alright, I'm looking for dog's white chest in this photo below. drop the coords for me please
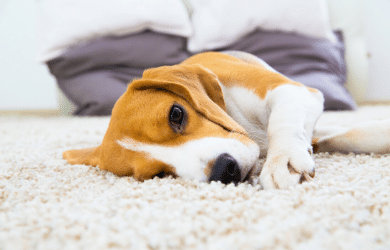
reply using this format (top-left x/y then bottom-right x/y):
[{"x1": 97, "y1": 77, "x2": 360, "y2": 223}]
[{"x1": 221, "y1": 85, "x2": 269, "y2": 156}]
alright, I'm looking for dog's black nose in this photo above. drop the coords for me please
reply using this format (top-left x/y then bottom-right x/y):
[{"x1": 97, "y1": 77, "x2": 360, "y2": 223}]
[{"x1": 208, "y1": 153, "x2": 241, "y2": 184}]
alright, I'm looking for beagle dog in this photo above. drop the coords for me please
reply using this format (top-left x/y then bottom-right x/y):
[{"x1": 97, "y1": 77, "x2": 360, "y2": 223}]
[{"x1": 63, "y1": 51, "x2": 390, "y2": 189}]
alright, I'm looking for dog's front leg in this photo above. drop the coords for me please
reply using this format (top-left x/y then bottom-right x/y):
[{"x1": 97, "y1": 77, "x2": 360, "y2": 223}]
[{"x1": 259, "y1": 85, "x2": 324, "y2": 189}]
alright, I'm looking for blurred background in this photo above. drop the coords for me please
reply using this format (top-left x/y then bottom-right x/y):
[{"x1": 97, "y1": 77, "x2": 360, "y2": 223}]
[{"x1": 0, "y1": 0, "x2": 389, "y2": 116}]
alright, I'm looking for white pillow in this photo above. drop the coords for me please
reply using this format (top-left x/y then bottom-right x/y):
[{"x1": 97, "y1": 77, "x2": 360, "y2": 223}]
[
  {"x1": 188, "y1": 0, "x2": 336, "y2": 52},
  {"x1": 37, "y1": 0, "x2": 192, "y2": 62}
]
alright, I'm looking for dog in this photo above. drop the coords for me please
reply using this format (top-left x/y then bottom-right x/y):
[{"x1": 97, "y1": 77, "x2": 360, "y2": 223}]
[{"x1": 63, "y1": 51, "x2": 390, "y2": 189}]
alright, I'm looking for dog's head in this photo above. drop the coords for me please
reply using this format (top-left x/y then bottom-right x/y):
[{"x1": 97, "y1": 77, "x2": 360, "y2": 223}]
[{"x1": 63, "y1": 64, "x2": 260, "y2": 184}]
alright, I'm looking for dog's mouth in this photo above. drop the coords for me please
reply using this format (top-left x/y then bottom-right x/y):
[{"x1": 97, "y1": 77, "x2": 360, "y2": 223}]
[
  {"x1": 155, "y1": 171, "x2": 178, "y2": 179},
  {"x1": 152, "y1": 154, "x2": 257, "y2": 185}
]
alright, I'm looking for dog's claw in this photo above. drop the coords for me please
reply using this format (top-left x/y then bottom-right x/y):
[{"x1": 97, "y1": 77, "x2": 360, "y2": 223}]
[{"x1": 299, "y1": 172, "x2": 314, "y2": 183}]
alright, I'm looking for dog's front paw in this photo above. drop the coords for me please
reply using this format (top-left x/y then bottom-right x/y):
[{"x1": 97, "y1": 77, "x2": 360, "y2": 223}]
[{"x1": 259, "y1": 148, "x2": 315, "y2": 189}]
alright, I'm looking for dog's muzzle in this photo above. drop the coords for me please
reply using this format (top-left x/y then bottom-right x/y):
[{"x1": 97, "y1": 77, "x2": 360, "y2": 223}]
[{"x1": 208, "y1": 153, "x2": 241, "y2": 184}]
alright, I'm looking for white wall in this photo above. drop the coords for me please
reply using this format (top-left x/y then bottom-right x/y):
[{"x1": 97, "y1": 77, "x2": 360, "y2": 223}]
[
  {"x1": 327, "y1": 0, "x2": 368, "y2": 103},
  {"x1": 0, "y1": 0, "x2": 58, "y2": 111},
  {"x1": 364, "y1": 0, "x2": 390, "y2": 102}
]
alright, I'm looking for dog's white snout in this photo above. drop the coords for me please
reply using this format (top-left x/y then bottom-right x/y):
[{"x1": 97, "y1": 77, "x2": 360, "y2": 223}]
[{"x1": 117, "y1": 136, "x2": 260, "y2": 183}]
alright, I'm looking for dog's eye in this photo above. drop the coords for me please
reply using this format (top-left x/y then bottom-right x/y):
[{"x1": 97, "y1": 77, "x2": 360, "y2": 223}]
[{"x1": 169, "y1": 104, "x2": 186, "y2": 132}]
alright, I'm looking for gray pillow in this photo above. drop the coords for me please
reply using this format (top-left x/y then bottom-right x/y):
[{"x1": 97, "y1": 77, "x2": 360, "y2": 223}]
[{"x1": 47, "y1": 31, "x2": 191, "y2": 115}]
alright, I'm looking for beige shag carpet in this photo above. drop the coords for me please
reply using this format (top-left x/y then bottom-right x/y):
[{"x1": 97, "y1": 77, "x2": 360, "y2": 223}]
[{"x1": 1, "y1": 105, "x2": 390, "y2": 250}]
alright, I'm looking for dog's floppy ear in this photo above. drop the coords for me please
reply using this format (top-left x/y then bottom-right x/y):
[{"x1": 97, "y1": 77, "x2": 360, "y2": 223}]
[
  {"x1": 63, "y1": 136, "x2": 137, "y2": 177},
  {"x1": 63, "y1": 146, "x2": 101, "y2": 167},
  {"x1": 131, "y1": 64, "x2": 246, "y2": 134}
]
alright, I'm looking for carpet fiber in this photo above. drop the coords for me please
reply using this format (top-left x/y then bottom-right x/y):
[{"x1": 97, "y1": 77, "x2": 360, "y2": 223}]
[{"x1": 1, "y1": 105, "x2": 390, "y2": 250}]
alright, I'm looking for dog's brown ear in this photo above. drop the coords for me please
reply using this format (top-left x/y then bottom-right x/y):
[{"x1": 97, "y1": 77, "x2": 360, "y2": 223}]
[
  {"x1": 63, "y1": 146, "x2": 101, "y2": 167},
  {"x1": 63, "y1": 142, "x2": 136, "y2": 176},
  {"x1": 131, "y1": 64, "x2": 246, "y2": 135},
  {"x1": 143, "y1": 64, "x2": 227, "y2": 111}
]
